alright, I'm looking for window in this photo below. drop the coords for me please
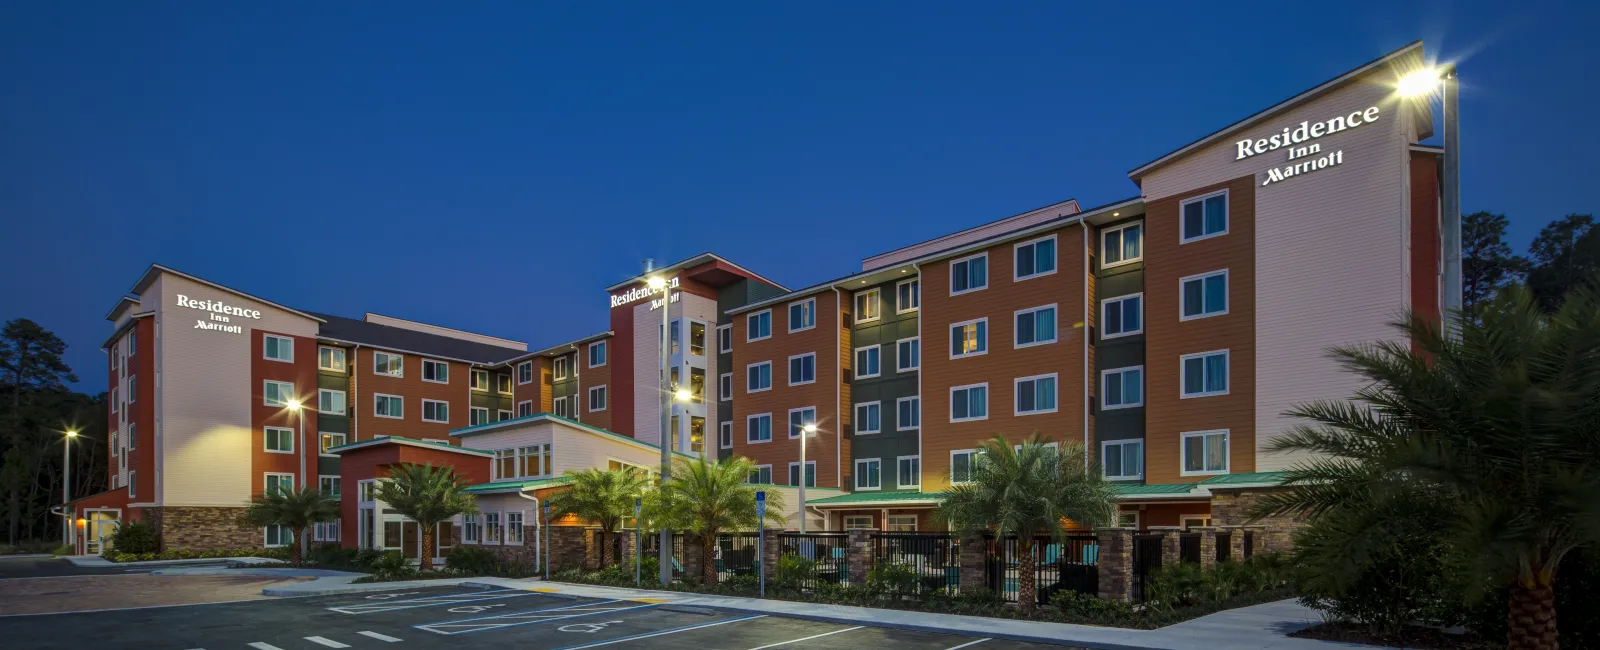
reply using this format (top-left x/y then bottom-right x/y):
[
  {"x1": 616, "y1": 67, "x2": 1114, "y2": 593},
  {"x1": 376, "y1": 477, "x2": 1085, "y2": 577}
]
[
  {"x1": 896, "y1": 396, "x2": 920, "y2": 431},
  {"x1": 950, "y1": 383, "x2": 989, "y2": 422},
  {"x1": 1181, "y1": 350, "x2": 1230, "y2": 398},
  {"x1": 886, "y1": 515, "x2": 917, "y2": 532},
  {"x1": 1103, "y1": 440, "x2": 1144, "y2": 479},
  {"x1": 373, "y1": 352, "x2": 402, "y2": 377},
  {"x1": 517, "y1": 400, "x2": 533, "y2": 417},
  {"x1": 314, "y1": 520, "x2": 340, "y2": 542},
  {"x1": 787, "y1": 407, "x2": 817, "y2": 439},
  {"x1": 951, "y1": 449, "x2": 977, "y2": 484},
  {"x1": 358, "y1": 480, "x2": 375, "y2": 502},
  {"x1": 669, "y1": 320, "x2": 680, "y2": 356},
  {"x1": 1182, "y1": 430, "x2": 1230, "y2": 475},
  {"x1": 263, "y1": 334, "x2": 294, "y2": 362},
  {"x1": 719, "y1": 421, "x2": 733, "y2": 449},
  {"x1": 374, "y1": 393, "x2": 403, "y2": 419},
  {"x1": 484, "y1": 512, "x2": 502, "y2": 544},
  {"x1": 319, "y1": 475, "x2": 342, "y2": 499},
  {"x1": 717, "y1": 324, "x2": 732, "y2": 353},
  {"x1": 897, "y1": 456, "x2": 921, "y2": 489},
  {"x1": 747, "y1": 310, "x2": 772, "y2": 342},
  {"x1": 318, "y1": 346, "x2": 346, "y2": 372},
  {"x1": 463, "y1": 514, "x2": 480, "y2": 544},
  {"x1": 854, "y1": 345, "x2": 881, "y2": 379},
  {"x1": 1180, "y1": 270, "x2": 1229, "y2": 320},
  {"x1": 264, "y1": 473, "x2": 294, "y2": 496},
  {"x1": 1014, "y1": 305, "x2": 1058, "y2": 348},
  {"x1": 320, "y1": 432, "x2": 346, "y2": 454},
  {"x1": 506, "y1": 511, "x2": 524, "y2": 544},
  {"x1": 127, "y1": 423, "x2": 136, "y2": 450},
  {"x1": 788, "y1": 298, "x2": 816, "y2": 332},
  {"x1": 747, "y1": 361, "x2": 772, "y2": 393},
  {"x1": 111, "y1": 388, "x2": 117, "y2": 412},
  {"x1": 421, "y1": 359, "x2": 449, "y2": 383},
  {"x1": 553, "y1": 357, "x2": 569, "y2": 380},
  {"x1": 896, "y1": 278, "x2": 920, "y2": 313},
  {"x1": 588, "y1": 385, "x2": 607, "y2": 412},
  {"x1": 318, "y1": 389, "x2": 346, "y2": 415},
  {"x1": 1014, "y1": 235, "x2": 1057, "y2": 280},
  {"x1": 1015, "y1": 374, "x2": 1058, "y2": 415},
  {"x1": 1102, "y1": 294, "x2": 1143, "y2": 338},
  {"x1": 950, "y1": 318, "x2": 988, "y2": 358},
  {"x1": 950, "y1": 253, "x2": 988, "y2": 295},
  {"x1": 498, "y1": 373, "x2": 512, "y2": 394},
  {"x1": 263, "y1": 380, "x2": 294, "y2": 407},
  {"x1": 265, "y1": 524, "x2": 292, "y2": 548},
  {"x1": 264, "y1": 427, "x2": 293, "y2": 453},
  {"x1": 844, "y1": 516, "x2": 874, "y2": 530},
  {"x1": 422, "y1": 399, "x2": 450, "y2": 423},
  {"x1": 127, "y1": 376, "x2": 137, "y2": 402},
  {"x1": 788, "y1": 461, "x2": 816, "y2": 488},
  {"x1": 855, "y1": 458, "x2": 882, "y2": 490},
  {"x1": 1181, "y1": 190, "x2": 1229, "y2": 242},
  {"x1": 470, "y1": 369, "x2": 489, "y2": 391},
  {"x1": 854, "y1": 288, "x2": 881, "y2": 323},
  {"x1": 1102, "y1": 222, "x2": 1144, "y2": 267},
  {"x1": 1181, "y1": 515, "x2": 1213, "y2": 530},
  {"x1": 689, "y1": 322, "x2": 706, "y2": 356},
  {"x1": 470, "y1": 406, "x2": 489, "y2": 426},
  {"x1": 896, "y1": 338, "x2": 920, "y2": 372},
  {"x1": 1102, "y1": 366, "x2": 1144, "y2": 409},
  {"x1": 747, "y1": 414, "x2": 772, "y2": 443},
  {"x1": 512, "y1": 444, "x2": 551, "y2": 478},
  {"x1": 788, "y1": 353, "x2": 816, "y2": 386},
  {"x1": 719, "y1": 373, "x2": 733, "y2": 401},
  {"x1": 588, "y1": 341, "x2": 607, "y2": 367},
  {"x1": 494, "y1": 449, "x2": 516, "y2": 480},
  {"x1": 552, "y1": 396, "x2": 572, "y2": 418},
  {"x1": 127, "y1": 331, "x2": 136, "y2": 357},
  {"x1": 748, "y1": 465, "x2": 773, "y2": 485},
  {"x1": 517, "y1": 361, "x2": 533, "y2": 384},
  {"x1": 855, "y1": 402, "x2": 881, "y2": 434}
]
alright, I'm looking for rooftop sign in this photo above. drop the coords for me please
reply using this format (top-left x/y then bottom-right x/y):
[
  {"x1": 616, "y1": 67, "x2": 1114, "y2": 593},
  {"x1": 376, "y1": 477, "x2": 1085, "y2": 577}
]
[
  {"x1": 1236, "y1": 106, "x2": 1379, "y2": 186},
  {"x1": 176, "y1": 294, "x2": 259, "y2": 334},
  {"x1": 610, "y1": 276, "x2": 679, "y2": 308}
]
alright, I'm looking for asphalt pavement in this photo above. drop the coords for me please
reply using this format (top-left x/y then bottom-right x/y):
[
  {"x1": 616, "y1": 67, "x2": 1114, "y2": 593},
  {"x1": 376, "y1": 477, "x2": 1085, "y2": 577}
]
[
  {"x1": 0, "y1": 584, "x2": 1084, "y2": 650},
  {"x1": 0, "y1": 554, "x2": 223, "y2": 579}
]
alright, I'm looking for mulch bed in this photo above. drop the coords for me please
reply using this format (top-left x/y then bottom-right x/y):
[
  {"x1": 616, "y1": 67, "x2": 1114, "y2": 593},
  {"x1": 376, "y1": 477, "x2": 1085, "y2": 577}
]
[{"x1": 1291, "y1": 622, "x2": 1501, "y2": 649}]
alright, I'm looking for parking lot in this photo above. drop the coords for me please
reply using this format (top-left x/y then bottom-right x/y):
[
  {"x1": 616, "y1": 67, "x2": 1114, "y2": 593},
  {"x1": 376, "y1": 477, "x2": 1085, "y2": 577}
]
[{"x1": 0, "y1": 584, "x2": 1083, "y2": 650}]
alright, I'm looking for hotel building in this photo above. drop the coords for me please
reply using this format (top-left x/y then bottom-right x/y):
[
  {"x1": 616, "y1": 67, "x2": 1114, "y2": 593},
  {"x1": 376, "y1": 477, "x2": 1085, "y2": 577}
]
[{"x1": 68, "y1": 41, "x2": 1456, "y2": 551}]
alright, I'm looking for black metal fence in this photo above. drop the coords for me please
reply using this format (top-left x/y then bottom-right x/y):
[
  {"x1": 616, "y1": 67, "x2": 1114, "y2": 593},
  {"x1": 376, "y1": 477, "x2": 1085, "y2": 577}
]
[
  {"x1": 716, "y1": 532, "x2": 761, "y2": 582},
  {"x1": 1179, "y1": 533, "x2": 1202, "y2": 565},
  {"x1": 1131, "y1": 533, "x2": 1163, "y2": 601},
  {"x1": 778, "y1": 532, "x2": 849, "y2": 589},
  {"x1": 871, "y1": 532, "x2": 960, "y2": 594},
  {"x1": 1215, "y1": 531, "x2": 1233, "y2": 563},
  {"x1": 639, "y1": 532, "x2": 687, "y2": 577},
  {"x1": 984, "y1": 534, "x2": 1099, "y2": 605}
]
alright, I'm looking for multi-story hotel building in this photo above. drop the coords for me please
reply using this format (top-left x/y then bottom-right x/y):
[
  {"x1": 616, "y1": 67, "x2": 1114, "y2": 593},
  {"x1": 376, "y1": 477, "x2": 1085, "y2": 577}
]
[{"x1": 68, "y1": 41, "x2": 1456, "y2": 551}]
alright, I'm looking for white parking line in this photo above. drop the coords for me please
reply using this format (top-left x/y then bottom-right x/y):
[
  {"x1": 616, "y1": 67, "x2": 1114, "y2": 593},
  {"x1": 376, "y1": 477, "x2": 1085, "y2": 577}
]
[
  {"x1": 552, "y1": 614, "x2": 768, "y2": 650},
  {"x1": 357, "y1": 631, "x2": 403, "y2": 642},
  {"x1": 745, "y1": 625, "x2": 865, "y2": 649},
  {"x1": 944, "y1": 639, "x2": 992, "y2": 649},
  {"x1": 329, "y1": 589, "x2": 536, "y2": 614},
  {"x1": 416, "y1": 600, "x2": 655, "y2": 635},
  {"x1": 246, "y1": 643, "x2": 286, "y2": 650},
  {"x1": 304, "y1": 636, "x2": 351, "y2": 648}
]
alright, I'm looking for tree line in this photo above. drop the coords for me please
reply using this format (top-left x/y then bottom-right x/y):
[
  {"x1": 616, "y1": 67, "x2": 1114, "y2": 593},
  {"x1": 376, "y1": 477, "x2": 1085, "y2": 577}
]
[
  {"x1": 1, "y1": 318, "x2": 107, "y2": 545},
  {"x1": 1464, "y1": 210, "x2": 1599, "y2": 316}
]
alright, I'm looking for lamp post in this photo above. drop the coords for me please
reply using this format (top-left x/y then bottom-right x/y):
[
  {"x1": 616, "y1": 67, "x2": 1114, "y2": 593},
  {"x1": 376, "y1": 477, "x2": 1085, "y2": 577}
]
[
  {"x1": 1398, "y1": 64, "x2": 1462, "y2": 321},
  {"x1": 287, "y1": 399, "x2": 308, "y2": 556},
  {"x1": 799, "y1": 423, "x2": 817, "y2": 533},
  {"x1": 62, "y1": 430, "x2": 78, "y2": 549},
  {"x1": 647, "y1": 272, "x2": 673, "y2": 585}
]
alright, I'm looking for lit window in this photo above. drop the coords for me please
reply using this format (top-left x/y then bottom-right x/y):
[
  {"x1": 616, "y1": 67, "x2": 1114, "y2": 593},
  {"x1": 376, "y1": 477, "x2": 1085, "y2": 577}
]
[
  {"x1": 747, "y1": 361, "x2": 772, "y2": 393},
  {"x1": 1181, "y1": 191, "x2": 1228, "y2": 242},
  {"x1": 787, "y1": 407, "x2": 817, "y2": 439},
  {"x1": 854, "y1": 345, "x2": 881, "y2": 379},
  {"x1": 950, "y1": 253, "x2": 988, "y2": 295},
  {"x1": 1014, "y1": 235, "x2": 1057, "y2": 280},
  {"x1": 950, "y1": 383, "x2": 988, "y2": 422},
  {"x1": 264, "y1": 427, "x2": 293, "y2": 453},
  {"x1": 318, "y1": 389, "x2": 346, "y2": 415},
  {"x1": 264, "y1": 334, "x2": 294, "y2": 362},
  {"x1": 1181, "y1": 270, "x2": 1229, "y2": 320},
  {"x1": 897, "y1": 456, "x2": 920, "y2": 489},
  {"x1": 855, "y1": 402, "x2": 881, "y2": 434},
  {"x1": 588, "y1": 341, "x2": 607, "y2": 367},
  {"x1": 373, "y1": 352, "x2": 402, "y2": 377},
  {"x1": 897, "y1": 396, "x2": 920, "y2": 431},
  {"x1": 1014, "y1": 374, "x2": 1058, "y2": 415},
  {"x1": 854, "y1": 288, "x2": 881, "y2": 323},
  {"x1": 320, "y1": 432, "x2": 346, "y2": 454},
  {"x1": 507, "y1": 512, "x2": 524, "y2": 545},
  {"x1": 896, "y1": 278, "x2": 920, "y2": 313},
  {"x1": 747, "y1": 414, "x2": 772, "y2": 443},
  {"x1": 690, "y1": 322, "x2": 706, "y2": 356},
  {"x1": 263, "y1": 380, "x2": 294, "y2": 407},
  {"x1": 318, "y1": 346, "x2": 346, "y2": 372},
  {"x1": 950, "y1": 318, "x2": 988, "y2": 358},
  {"x1": 896, "y1": 338, "x2": 920, "y2": 371},
  {"x1": 1102, "y1": 222, "x2": 1143, "y2": 267},
  {"x1": 1103, "y1": 440, "x2": 1143, "y2": 479},
  {"x1": 374, "y1": 393, "x2": 403, "y2": 418},
  {"x1": 855, "y1": 458, "x2": 882, "y2": 490},
  {"x1": 1102, "y1": 366, "x2": 1144, "y2": 409},
  {"x1": 1102, "y1": 294, "x2": 1143, "y2": 338},
  {"x1": 788, "y1": 298, "x2": 816, "y2": 332},
  {"x1": 747, "y1": 311, "x2": 772, "y2": 342},
  {"x1": 422, "y1": 399, "x2": 450, "y2": 423},
  {"x1": 422, "y1": 359, "x2": 449, "y2": 384},
  {"x1": 1181, "y1": 350, "x2": 1229, "y2": 398},
  {"x1": 1014, "y1": 305, "x2": 1058, "y2": 348},
  {"x1": 788, "y1": 353, "x2": 816, "y2": 386},
  {"x1": 1182, "y1": 430, "x2": 1229, "y2": 475}
]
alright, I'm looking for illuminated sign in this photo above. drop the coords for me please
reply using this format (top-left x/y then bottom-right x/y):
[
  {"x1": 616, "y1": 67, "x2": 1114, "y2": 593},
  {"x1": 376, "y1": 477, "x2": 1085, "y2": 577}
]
[
  {"x1": 176, "y1": 294, "x2": 258, "y2": 334},
  {"x1": 1235, "y1": 106, "x2": 1379, "y2": 186},
  {"x1": 610, "y1": 277, "x2": 679, "y2": 308}
]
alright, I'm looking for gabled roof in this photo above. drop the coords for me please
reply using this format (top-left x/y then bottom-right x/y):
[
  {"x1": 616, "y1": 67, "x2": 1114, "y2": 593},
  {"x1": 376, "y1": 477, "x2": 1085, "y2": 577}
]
[
  {"x1": 604, "y1": 252, "x2": 789, "y2": 293},
  {"x1": 466, "y1": 476, "x2": 573, "y2": 495},
  {"x1": 104, "y1": 296, "x2": 141, "y2": 322},
  {"x1": 325, "y1": 435, "x2": 495, "y2": 458},
  {"x1": 1128, "y1": 41, "x2": 1425, "y2": 180},
  {"x1": 450, "y1": 412, "x2": 697, "y2": 460},
  {"x1": 807, "y1": 491, "x2": 946, "y2": 507},
  {"x1": 130, "y1": 264, "x2": 326, "y2": 324},
  {"x1": 312, "y1": 311, "x2": 527, "y2": 365}
]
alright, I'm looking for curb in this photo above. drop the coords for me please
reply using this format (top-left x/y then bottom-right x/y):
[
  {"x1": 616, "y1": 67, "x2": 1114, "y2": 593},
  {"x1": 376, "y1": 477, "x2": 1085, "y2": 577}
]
[
  {"x1": 0, "y1": 554, "x2": 56, "y2": 560},
  {"x1": 261, "y1": 576, "x2": 483, "y2": 597},
  {"x1": 65, "y1": 556, "x2": 286, "y2": 568}
]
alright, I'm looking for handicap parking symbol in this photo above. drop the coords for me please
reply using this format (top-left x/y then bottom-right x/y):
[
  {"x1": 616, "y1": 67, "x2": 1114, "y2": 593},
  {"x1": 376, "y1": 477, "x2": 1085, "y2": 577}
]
[
  {"x1": 448, "y1": 603, "x2": 508, "y2": 613},
  {"x1": 558, "y1": 620, "x2": 623, "y2": 633},
  {"x1": 365, "y1": 592, "x2": 419, "y2": 600}
]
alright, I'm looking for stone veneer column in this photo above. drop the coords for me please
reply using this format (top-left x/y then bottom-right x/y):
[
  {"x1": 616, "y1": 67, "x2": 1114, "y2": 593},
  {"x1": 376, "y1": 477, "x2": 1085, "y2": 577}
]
[
  {"x1": 1219, "y1": 525, "x2": 1244, "y2": 562},
  {"x1": 846, "y1": 529, "x2": 874, "y2": 585},
  {"x1": 1194, "y1": 526, "x2": 1218, "y2": 570},
  {"x1": 548, "y1": 526, "x2": 588, "y2": 572},
  {"x1": 1149, "y1": 526, "x2": 1182, "y2": 567},
  {"x1": 958, "y1": 533, "x2": 987, "y2": 594},
  {"x1": 762, "y1": 528, "x2": 782, "y2": 575},
  {"x1": 1095, "y1": 527, "x2": 1133, "y2": 602}
]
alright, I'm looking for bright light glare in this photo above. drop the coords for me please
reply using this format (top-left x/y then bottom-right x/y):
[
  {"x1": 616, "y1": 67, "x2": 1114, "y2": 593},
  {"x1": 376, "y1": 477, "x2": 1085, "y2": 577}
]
[
  {"x1": 673, "y1": 389, "x2": 692, "y2": 401},
  {"x1": 287, "y1": 399, "x2": 302, "y2": 410},
  {"x1": 647, "y1": 276, "x2": 667, "y2": 290},
  {"x1": 65, "y1": 430, "x2": 78, "y2": 438},
  {"x1": 1397, "y1": 69, "x2": 1441, "y2": 98},
  {"x1": 802, "y1": 424, "x2": 818, "y2": 434}
]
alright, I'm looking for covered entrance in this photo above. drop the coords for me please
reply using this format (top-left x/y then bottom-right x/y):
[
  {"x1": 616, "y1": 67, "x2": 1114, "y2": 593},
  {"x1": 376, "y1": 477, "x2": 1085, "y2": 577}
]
[{"x1": 82, "y1": 509, "x2": 120, "y2": 555}]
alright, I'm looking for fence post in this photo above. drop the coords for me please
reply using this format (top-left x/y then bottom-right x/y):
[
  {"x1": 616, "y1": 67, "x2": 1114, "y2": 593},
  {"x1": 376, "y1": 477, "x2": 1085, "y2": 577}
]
[
  {"x1": 1218, "y1": 525, "x2": 1243, "y2": 562},
  {"x1": 1095, "y1": 527, "x2": 1133, "y2": 602},
  {"x1": 846, "y1": 529, "x2": 874, "y2": 585},
  {"x1": 958, "y1": 532, "x2": 986, "y2": 593},
  {"x1": 1194, "y1": 526, "x2": 1218, "y2": 570},
  {"x1": 1149, "y1": 526, "x2": 1182, "y2": 568},
  {"x1": 762, "y1": 528, "x2": 783, "y2": 576}
]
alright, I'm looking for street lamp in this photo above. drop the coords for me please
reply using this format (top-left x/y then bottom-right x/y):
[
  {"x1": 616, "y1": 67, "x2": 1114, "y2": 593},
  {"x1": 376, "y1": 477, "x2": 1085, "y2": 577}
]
[
  {"x1": 799, "y1": 423, "x2": 818, "y2": 533},
  {"x1": 647, "y1": 272, "x2": 673, "y2": 586},
  {"x1": 1397, "y1": 64, "x2": 1462, "y2": 321},
  {"x1": 286, "y1": 399, "x2": 307, "y2": 490},
  {"x1": 62, "y1": 430, "x2": 77, "y2": 549}
]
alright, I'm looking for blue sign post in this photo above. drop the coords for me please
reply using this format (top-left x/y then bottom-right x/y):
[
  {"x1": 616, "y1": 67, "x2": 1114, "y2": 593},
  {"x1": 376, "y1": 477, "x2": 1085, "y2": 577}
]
[
  {"x1": 543, "y1": 501, "x2": 552, "y2": 577},
  {"x1": 755, "y1": 491, "x2": 766, "y2": 598},
  {"x1": 634, "y1": 497, "x2": 643, "y2": 587}
]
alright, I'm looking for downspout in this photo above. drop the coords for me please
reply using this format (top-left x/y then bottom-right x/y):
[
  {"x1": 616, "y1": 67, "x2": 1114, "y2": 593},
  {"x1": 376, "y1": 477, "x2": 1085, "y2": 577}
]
[
  {"x1": 571, "y1": 344, "x2": 580, "y2": 422},
  {"x1": 1082, "y1": 223, "x2": 1091, "y2": 471},
  {"x1": 351, "y1": 343, "x2": 361, "y2": 442},
  {"x1": 911, "y1": 261, "x2": 922, "y2": 494},
  {"x1": 517, "y1": 490, "x2": 541, "y2": 573},
  {"x1": 833, "y1": 287, "x2": 844, "y2": 495}
]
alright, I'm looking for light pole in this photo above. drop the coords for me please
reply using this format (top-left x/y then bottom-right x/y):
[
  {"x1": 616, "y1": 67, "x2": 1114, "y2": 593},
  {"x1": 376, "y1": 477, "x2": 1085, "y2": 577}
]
[
  {"x1": 1398, "y1": 64, "x2": 1462, "y2": 321},
  {"x1": 287, "y1": 399, "x2": 308, "y2": 556},
  {"x1": 798, "y1": 423, "x2": 817, "y2": 533},
  {"x1": 647, "y1": 272, "x2": 673, "y2": 585},
  {"x1": 62, "y1": 429, "x2": 78, "y2": 549}
]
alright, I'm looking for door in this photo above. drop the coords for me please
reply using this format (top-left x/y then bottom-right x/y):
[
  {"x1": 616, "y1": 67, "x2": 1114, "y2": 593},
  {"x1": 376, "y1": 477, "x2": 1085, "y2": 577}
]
[{"x1": 84, "y1": 512, "x2": 119, "y2": 555}]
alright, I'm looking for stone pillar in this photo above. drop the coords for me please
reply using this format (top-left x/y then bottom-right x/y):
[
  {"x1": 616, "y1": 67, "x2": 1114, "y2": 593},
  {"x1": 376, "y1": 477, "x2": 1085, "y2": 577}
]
[
  {"x1": 1194, "y1": 526, "x2": 1218, "y2": 570},
  {"x1": 762, "y1": 527, "x2": 783, "y2": 574},
  {"x1": 1219, "y1": 525, "x2": 1244, "y2": 563},
  {"x1": 1150, "y1": 526, "x2": 1181, "y2": 567},
  {"x1": 958, "y1": 532, "x2": 987, "y2": 593},
  {"x1": 1095, "y1": 527, "x2": 1133, "y2": 602},
  {"x1": 548, "y1": 526, "x2": 588, "y2": 572},
  {"x1": 846, "y1": 528, "x2": 874, "y2": 585}
]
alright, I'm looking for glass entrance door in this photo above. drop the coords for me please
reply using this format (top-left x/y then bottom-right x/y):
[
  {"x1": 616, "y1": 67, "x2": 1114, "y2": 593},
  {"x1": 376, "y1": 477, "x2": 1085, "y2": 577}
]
[{"x1": 84, "y1": 511, "x2": 119, "y2": 555}]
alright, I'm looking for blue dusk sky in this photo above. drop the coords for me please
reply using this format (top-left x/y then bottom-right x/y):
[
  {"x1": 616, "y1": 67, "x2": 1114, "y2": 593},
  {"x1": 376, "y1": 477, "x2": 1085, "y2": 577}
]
[{"x1": 2, "y1": 1, "x2": 1595, "y2": 392}]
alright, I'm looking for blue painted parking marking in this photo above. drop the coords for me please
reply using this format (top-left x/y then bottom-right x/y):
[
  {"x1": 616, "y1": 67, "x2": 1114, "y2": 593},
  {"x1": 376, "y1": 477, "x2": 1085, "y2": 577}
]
[
  {"x1": 549, "y1": 613, "x2": 768, "y2": 650},
  {"x1": 415, "y1": 599, "x2": 658, "y2": 636},
  {"x1": 328, "y1": 588, "x2": 539, "y2": 614}
]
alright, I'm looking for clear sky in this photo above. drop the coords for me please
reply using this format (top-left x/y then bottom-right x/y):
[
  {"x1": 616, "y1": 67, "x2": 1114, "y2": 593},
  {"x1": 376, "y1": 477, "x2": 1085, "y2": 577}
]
[{"x1": 3, "y1": 1, "x2": 1595, "y2": 393}]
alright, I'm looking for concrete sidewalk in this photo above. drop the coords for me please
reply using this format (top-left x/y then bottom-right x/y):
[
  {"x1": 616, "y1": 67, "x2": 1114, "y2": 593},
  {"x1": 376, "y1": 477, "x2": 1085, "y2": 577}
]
[{"x1": 65, "y1": 555, "x2": 286, "y2": 568}]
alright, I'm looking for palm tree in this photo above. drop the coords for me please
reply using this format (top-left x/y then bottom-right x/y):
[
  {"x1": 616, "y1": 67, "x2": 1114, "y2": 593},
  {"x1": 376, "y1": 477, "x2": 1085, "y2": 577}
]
[
  {"x1": 240, "y1": 485, "x2": 340, "y2": 566},
  {"x1": 940, "y1": 435, "x2": 1117, "y2": 611},
  {"x1": 546, "y1": 467, "x2": 651, "y2": 569},
  {"x1": 658, "y1": 455, "x2": 784, "y2": 584},
  {"x1": 1258, "y1": 286, "x2": 1600, "y2": 650},
  {"x1": 371, "y1": 463, "x2": 477, "y2": 572}
]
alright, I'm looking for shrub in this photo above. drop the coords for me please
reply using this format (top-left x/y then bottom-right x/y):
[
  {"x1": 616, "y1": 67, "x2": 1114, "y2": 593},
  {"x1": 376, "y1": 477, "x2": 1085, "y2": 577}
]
[
  {"x1": 1145, "y1": 562, "x2": 1206, "y2": 612},
  {"x1": 773, "y1": 554, "x2": 816, "y2": 589},
  {"x1": 109, "y1": 522, "x2": 160, "y2": 554},
  {"x1": 368, "y1": 550, "x2": 415, "y2": 581},
  {"x1": 1051, "y1": 590, "x2": 1136, "y2": 621},
  {"x1": 865, "y1": 562, "x2": 920, "y2": 596},
  {"x1": 307, "y1": 543, "x2": 358, "y2": 567},
  {"x1": 444, "y1": 546, "x2": 498, "y2": 575},
  {"x1": 52, "y1": 544, "x2": 73, "y2": 556}
]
